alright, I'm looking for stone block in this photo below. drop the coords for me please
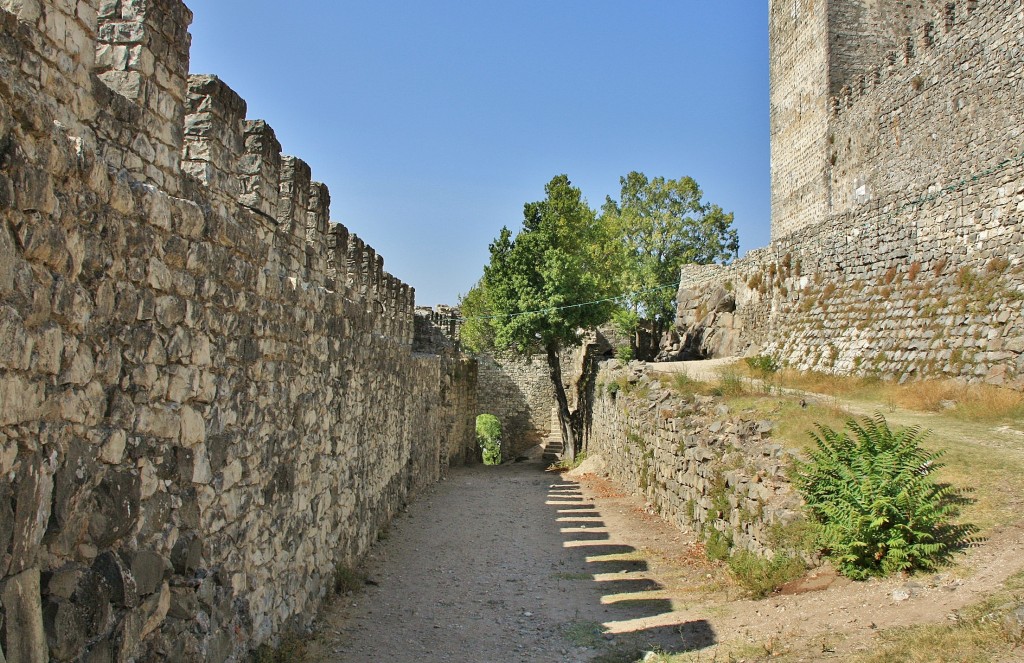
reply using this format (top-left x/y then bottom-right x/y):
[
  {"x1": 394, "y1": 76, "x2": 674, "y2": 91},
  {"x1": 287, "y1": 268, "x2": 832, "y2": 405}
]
[{"x1": 1, "y1": 568, "x2": 48, "y2": 663}]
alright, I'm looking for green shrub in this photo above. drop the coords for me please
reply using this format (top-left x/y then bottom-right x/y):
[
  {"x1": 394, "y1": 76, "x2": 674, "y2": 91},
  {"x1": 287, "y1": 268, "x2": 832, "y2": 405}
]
[
  {"x1": 615, "y1": 344, "x2": 634, "y2": 362},
  {"x1": 476, "y1": 414, "x2": 502, "y2": 465},
  {"x1": 727, "y1": 550, "x2": 806, "y2": 598},
  {"x1": 744, "y1": 354, "x2": 780, "y2": 377},
  {"x1": 705, "y1": 527, "x2": 732, "y2": 561},
  {"x1": 794, "y1": 413, "x2": 975, "y2": 580}
]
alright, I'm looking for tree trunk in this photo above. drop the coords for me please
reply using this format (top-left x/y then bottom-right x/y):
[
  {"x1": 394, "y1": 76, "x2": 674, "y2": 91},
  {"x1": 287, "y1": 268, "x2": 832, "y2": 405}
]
[{"x1": 545, "y1": 343, "x2": 576, "y2": 462}]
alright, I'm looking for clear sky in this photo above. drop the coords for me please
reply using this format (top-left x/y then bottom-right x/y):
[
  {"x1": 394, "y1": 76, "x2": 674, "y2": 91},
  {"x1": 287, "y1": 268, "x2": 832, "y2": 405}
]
[{"x1": 185, "y1": 2, "x2": 770, "y2": 308}]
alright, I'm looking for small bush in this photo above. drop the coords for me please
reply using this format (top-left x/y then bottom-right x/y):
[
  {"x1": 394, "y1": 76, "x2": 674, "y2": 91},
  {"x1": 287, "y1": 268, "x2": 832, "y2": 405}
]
[
  {"x1": 476, "y1": 414, "x2": 502, "y2": 465},
  {"x1": 745, "y1": 354, "x2": 780, "y2": 378},
  {"x1": 614, "y1": 344, "x2": 634, "y2": 362},
  {"x1": 705, "y1": 528, "x2": 732, "y2": 561},
  {"x1": 795, "y1": 414, "x2": 975, "y2": 579},
  {"x1": 333, "y1": 563, "x2": 366, "y2": 595},
  {"x1": 727, "y1": 550, "x2": 806, "y2": 598}
]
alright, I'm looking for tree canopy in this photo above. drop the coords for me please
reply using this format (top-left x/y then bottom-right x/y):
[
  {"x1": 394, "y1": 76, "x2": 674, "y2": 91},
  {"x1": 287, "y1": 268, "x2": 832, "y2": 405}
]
[
  {"x1": 601, "y1": 172, "x2": 738, "y2": 355},
  {"x1": 460, "y1": 171, "x2": 738, "y2": 457}
]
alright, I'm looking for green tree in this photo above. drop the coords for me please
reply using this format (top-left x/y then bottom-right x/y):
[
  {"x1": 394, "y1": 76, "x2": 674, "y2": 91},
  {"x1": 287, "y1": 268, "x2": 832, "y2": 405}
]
[
  {"x1": 601, "y1": 172, "x2": 738, "y2": 358},
  {"x1": 463, "y1": 175, "x2": 611, "y2": 461}
]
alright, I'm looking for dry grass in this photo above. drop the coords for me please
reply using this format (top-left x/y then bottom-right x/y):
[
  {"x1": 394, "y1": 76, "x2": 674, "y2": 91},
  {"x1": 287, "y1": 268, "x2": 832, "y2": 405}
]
[
  {"x1": 762, "y1": 369, "x2": 1024, "y2": 424},
  {"x1": 852, "y1": 569, "x2": 1024, "y2": 663},
  {"x1": 890, "y1": 379, "x2": 1024, "y2": 422}
]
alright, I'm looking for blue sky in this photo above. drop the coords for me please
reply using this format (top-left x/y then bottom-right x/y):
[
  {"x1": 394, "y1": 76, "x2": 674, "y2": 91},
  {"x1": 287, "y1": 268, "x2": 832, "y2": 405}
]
[{"x1": 186, "y1": 2, "x2": 770, "y2": 307}]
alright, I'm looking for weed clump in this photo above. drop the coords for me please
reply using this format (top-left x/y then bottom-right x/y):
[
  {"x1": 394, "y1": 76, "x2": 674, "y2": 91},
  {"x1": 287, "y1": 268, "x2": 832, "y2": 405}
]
[
  {"x1": 727, "y1": 550, "x2": 806, "y2": 598},
  {"x1": 333, "y1": 562, "x2": 367, "y2": 595}
]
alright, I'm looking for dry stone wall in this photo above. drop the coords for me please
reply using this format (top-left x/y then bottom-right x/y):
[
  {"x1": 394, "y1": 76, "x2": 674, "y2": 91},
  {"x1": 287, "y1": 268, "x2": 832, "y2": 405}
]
[
  {"x1": 586, "y1": 362, "x2": 802, "y2": 558},
  {"x1": 0, "y1": 2, "x2": 476, "y2": 662}
]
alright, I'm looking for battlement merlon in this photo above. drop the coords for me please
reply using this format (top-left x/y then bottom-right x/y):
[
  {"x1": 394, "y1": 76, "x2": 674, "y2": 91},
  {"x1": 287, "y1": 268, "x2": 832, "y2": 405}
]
[
  {"x1": 183, "y1": 74, "x2": 247, "y2": 215},
  {"x1": 96, "y1": 0, "x2": 193, "y2": 194},
  {"x1": 826, "y1": 0, "x2": 1001, "y2": 118},
  {"x1": 0, "y1": 0, "x2": 420, "y2": 326}
]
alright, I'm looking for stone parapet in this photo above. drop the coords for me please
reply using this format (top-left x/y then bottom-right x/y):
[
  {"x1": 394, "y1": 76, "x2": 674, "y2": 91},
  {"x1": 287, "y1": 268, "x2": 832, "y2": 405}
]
[{"x1": 0, "y1": 1, "x2": 475, "y2": 661}]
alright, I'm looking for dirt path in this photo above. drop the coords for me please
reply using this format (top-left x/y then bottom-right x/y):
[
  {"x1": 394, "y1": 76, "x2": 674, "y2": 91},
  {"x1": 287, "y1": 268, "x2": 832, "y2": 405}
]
[
  {"x1": 305, "y1": 451, "x2": 1024, "y2": 662},
  {"x1": 304, "y1": 362, "x2": 1024, "y2": 661},
  {"x1": 306, "y1": 457, "x2": 701, "y2": 662}
]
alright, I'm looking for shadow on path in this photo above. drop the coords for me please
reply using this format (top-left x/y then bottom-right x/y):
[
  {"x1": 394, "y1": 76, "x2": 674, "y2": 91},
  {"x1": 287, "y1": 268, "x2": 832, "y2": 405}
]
[{"x1": 546, "y1": 479, "x2": 717, "y2": 659}]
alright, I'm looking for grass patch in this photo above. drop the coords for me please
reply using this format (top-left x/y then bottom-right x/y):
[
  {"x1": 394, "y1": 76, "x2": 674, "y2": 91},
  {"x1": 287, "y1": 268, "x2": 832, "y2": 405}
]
[
  {"x1": 660, "y1": 372, "x2": 715, "y2": 399},
  {"x1": 767, "y1": 369, "x2": 1024, "y2": 425},
  {"x1": 252, "y1": 633, "x2": 307, "y2": 663},
  {"x1": 547, "y1": 451, "x2": 589, "y2": 472},
  {"x1": 853, "y1": 569, "x2": 1024, "y2": 662},
  {"x1": 713, "y1": 367, "x2": 747, "y2": 397},
  {"x1": 561, "y1": 620, "x2": 608, "y2": 648},
  {"x1": 727, "y1": 551, "x2": 806, "y2": 598},
  {"x1": 333, "y1": 562, "x2": 367, "y2": 595}
]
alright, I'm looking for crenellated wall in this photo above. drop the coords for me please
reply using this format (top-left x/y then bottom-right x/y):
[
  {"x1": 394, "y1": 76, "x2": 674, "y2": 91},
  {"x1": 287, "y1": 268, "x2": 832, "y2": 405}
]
[
  {"x1": 0, "y1": 2, "x2": 476, "y2": 661},
  {"x1": 826, "y1": 0, "x2": 1022, "y2": 218},
  {"x1": 770, "y1": 0, "x2": 1022, "y2": 238},
  {"x1": 689, "y1": 0, "x2": 1024, "y2": 386}
]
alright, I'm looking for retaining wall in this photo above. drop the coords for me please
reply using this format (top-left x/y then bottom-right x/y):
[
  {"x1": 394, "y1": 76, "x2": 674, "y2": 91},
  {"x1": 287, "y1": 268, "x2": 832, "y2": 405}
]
[{"x1": 586, "y1": 363, "x2": 803, "y2": 558}]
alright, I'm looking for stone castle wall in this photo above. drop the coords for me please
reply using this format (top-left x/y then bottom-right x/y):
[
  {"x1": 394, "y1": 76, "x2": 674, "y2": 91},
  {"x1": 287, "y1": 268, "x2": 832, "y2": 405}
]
[
  {"x1": 0, "y1": 2, "x2": 476, "y2": 661},
  {"x1": 586, "y1": 363, "x2": 802, "y2": 558},
  {"x1": 827, "y1": 0, "x2": 1022, "y2": 218},
  {"x1": 769, "y1": 0, "x2": 1021, "y2": 238},
  {"x1": 676, "y1": 153, "x2": 1024, "y2": 385},
  {"x1": 684, "y1": 0, "x2": 1024, "y2": 386}
]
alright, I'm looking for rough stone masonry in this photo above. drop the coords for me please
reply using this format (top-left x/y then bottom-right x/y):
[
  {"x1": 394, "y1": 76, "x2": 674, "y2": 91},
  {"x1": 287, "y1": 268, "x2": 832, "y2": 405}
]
[
  {"x1": 0, "y1": 1, "x2": 476, "y2": 661},
  {"x1": 672, "y1": 0, "x2": 1024, "y2": 387}
]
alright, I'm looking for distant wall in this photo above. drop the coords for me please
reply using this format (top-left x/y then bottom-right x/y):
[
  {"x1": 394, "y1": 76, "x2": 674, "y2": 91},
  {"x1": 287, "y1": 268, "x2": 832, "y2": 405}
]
[
  {"x1": 475, "y1": 354, "x2": 554, "y2": 457},
  {"x1": 0, "y1": 2, "x2": 475, "y2": 661}
]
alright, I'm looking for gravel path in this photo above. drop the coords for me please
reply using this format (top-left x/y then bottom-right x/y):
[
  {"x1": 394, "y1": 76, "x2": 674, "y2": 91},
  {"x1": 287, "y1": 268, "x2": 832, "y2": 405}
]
[{"x1": 306, "y1": 458, "x2": 690, "y2": 662}]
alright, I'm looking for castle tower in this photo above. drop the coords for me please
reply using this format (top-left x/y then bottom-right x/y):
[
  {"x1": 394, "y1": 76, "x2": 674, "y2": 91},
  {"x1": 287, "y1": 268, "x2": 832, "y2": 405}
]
[{"x1": 769, "y1": 0, "x2": 945, "y2": 240}]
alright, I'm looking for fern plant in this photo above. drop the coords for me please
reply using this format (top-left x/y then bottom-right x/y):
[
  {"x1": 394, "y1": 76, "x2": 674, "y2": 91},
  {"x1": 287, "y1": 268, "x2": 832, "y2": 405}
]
[{"x1": 794, "y1": 413, "x2": 974, "y2": 579}]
